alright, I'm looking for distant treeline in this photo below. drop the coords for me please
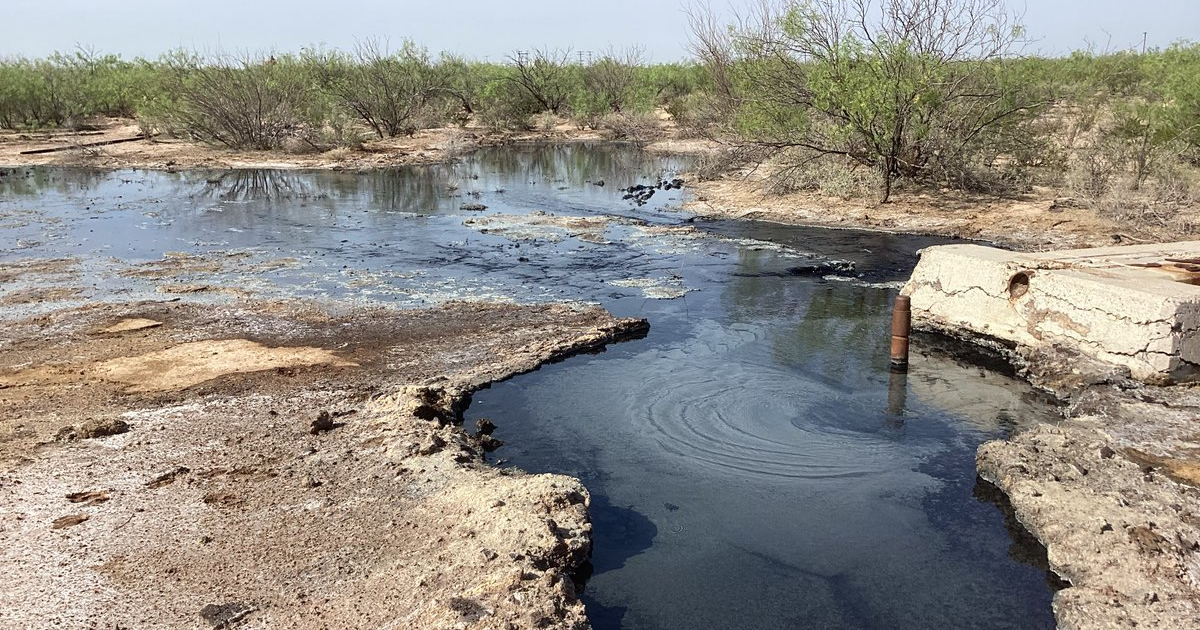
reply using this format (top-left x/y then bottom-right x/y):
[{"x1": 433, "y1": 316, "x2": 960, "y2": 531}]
[{"x1": 0, "y1": 43, "x2": 705, "y2": 148}]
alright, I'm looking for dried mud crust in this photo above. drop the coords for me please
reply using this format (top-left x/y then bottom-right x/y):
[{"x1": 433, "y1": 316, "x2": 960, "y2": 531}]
[
  {"x1": 972, "y1": 346, "x2": 1200, "y2": 629},
  {"x1": 0, "y1": 299, "x2": 649, "y2": 630}
]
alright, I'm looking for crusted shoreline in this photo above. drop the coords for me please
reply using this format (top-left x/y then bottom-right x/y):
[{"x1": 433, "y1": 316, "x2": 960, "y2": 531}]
[
  {"x1": 912, "y1": 316, "x2": 1200, "y2": 628},
  {"x1": 0, "y1": 298, "x2": 647, "y2": 629}
]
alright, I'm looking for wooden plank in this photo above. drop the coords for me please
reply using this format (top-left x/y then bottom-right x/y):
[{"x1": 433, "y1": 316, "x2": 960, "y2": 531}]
[{"x1": 19, "y1": 135, "x2": 148, "y2": 155}]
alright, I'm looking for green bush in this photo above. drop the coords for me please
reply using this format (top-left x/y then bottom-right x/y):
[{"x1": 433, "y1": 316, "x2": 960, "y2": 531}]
[
  {"x1": 476, "y1": 68, "x2": 543, "y2": 130},
  {"x1": 309, "y1": 40, "x2": 451, "y2": 139},
  {"x1": 506, "y1": 48, "x2": 579, "y2": 116},
  {"x1": 0, "y1": 43, "x2": 717, "y2": 139},
  {"x1": 697, "y1": 0, "x2": 1044, "y2": 202},
  {"x1": 0, "y1": 49, "x2": 150, "y2": 129},
  {"x1": 145, "y1": 51, "x2": 316, "y2": 150}
]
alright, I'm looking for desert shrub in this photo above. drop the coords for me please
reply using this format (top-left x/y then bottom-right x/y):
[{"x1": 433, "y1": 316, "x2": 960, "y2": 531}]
[
  {"x1": 691, "y1": 143, "x2": 771, "y2": 181},
  {"x1": 531, "y1": 111, "x2": 559, "y2": 131},
  {"x1": 1065, "y1": 114, "x2": 1200, "y2": 231},
  {"x1": 0, "y1": 49, "x2": 150, "y2": 129},
  {"x1": 641, "y1": 62, "x2": 709, "y2": 109},
  {"x1": 507, "y1": 48, "x2": 579, "y2": 116},
  {"x1": 1049, "y1": 43, "x2": 1200, "y2": 229},
  {"x1": 299, "y1": 102, "x2": 367, "y2": 151},
  {"x1": 0, "y1": 58, "x2": 51, "y2": 128},
  {"x1": 574, "y1": 48, "x2": 645, "y2": 119},
  {"x1": 436, "y1": 55, "x2": 489, "y2": 124},
  {"x1": 573, "y1": 55, "x2": 708, "y2": 130},
  {"x1": 764, "y1": 151, "x2": 883, "y2": 199},
  {"x1": 662, "y1": 90, "x2": 729, "y2": 139},
  {"x1": 818, "y1": 162, "x2": 884, "y2": 199},
  {"x1": 1067, "y1": 138, "x2": 1120, "y2": 200},
  {"x1": 692, "y1": 0, "x2": 1047, "y2": 202},
  {"x1": 595, "y1": 111, "x2": 663, "y2": 144},
  {"x1": 309, "y1": 40, "x2": 451, "y2": 139},
  {"x1": 476, "y1": 73, "x2": 541, "y2": 130},
  {"x1": 1156, "y1": 44, "x2": 1200, "y2": 159},
  {"x1": 146, "y1": 50, "x2": 315, "y2": 150},
  {"x1": 475, "y1": 53, "x2": 584, "y2": 131},
  {"x1": 0, "y1": 43, "x2": 715, "y2": 141}
]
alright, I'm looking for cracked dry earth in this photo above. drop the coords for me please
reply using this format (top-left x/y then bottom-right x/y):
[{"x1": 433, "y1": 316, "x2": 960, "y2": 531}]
[
  {"x1": 0, "y1": 298, "x2": 648, "y2": 629},
  {"x1": 975, "y1": 349, "x2": 1200, "y2": 629}
]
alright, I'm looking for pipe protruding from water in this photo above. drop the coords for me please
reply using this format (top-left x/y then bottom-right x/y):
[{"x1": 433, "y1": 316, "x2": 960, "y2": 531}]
[
  {"x1": 890, "y1": 294, "x2": 911, "y2": 372},
  {"x1": 887, "y1": 369, "x2": 908, "y2": 418}
]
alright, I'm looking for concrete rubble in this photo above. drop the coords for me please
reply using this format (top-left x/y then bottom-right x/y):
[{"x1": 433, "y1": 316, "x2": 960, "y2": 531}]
[{"x1": 905, "y1": 242, "x2": 1200, "y2": 629}]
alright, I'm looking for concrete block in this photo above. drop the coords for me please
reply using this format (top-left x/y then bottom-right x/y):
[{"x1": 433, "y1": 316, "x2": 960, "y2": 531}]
[{"x1": 902, "y1": 242, "x2": 1200, "y2": 382}]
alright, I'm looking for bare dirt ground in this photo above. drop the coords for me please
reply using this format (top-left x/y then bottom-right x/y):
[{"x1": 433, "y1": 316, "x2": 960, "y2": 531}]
[
  {"x1": 0, "y1": 297, "x2": 648, "y2": 629},
  {"x1": 686, "y1": 168, "x2": 1199, "y2": 252},
  {"x1": 0, "y1": 113, "x2": 703, "y2": 173},
  {"x1": 0, "y1": 118, "x2": 614, "y2": 171}
]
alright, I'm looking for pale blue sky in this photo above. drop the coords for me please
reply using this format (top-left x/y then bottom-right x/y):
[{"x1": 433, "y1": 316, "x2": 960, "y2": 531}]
[{"x1": 1, "y1": 1, "x2": 1196, "y2": 61}]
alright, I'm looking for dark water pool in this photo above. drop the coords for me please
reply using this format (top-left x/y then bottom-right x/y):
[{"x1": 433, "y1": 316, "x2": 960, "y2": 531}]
[
  {"x1": 0, "y1": 143, "x2": 1061, "y2": 629},
  {"x1": 467, "y1": 255, "x2": 1062, "y2": 630}
]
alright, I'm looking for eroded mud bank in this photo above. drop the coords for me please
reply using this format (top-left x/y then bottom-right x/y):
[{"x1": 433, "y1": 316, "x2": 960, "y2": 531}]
[
  {"x1": 0, "y1": 298, "x2": 646, "y2": 629},
  {"x1": 956, "y1": 342, "x2": 1200, "y2": 629}
]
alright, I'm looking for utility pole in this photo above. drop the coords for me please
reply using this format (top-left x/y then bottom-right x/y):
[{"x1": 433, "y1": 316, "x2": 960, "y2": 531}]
[{"x1": 1142, "y1": 32, "x2": 1148, "y2": 55}]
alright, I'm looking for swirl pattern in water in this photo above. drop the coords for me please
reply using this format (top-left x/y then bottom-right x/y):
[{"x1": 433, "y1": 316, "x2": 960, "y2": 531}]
[{"x1": 633, "y1": 329, "x2": 895, "y2": 481}]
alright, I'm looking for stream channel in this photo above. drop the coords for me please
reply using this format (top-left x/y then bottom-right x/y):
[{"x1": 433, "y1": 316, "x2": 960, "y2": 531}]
[{"x1": 0, "y1": 143, "x2": 1062, "y2": 629}]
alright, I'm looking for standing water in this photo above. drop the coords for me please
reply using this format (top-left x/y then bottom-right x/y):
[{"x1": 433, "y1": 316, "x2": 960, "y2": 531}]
[{"x1": 0, "y1": 143, "x2": 1061, "y2": 629}]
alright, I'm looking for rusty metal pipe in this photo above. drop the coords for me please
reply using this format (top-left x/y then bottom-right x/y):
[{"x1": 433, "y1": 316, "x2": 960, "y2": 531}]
[{"x1": 890, "y1": 295, "x2": 911, "y2": 371}]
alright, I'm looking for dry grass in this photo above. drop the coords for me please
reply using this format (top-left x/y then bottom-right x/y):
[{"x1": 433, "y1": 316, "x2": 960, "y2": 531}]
[
  {"x1": 1057, "y1": 106, "x2": 1200, "y2": 237},
  {"x1": 594, "y1": 111, "x2": 664, "y2": 145}
]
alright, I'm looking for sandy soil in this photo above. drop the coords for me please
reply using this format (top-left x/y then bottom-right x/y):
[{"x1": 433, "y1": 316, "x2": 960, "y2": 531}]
[
  {"x1": 0, "y1": 118, "x2": 624, "y2": 172},
  {"x1": 686, "y1": 167, "x2": 1200, "y2": 252},
  {"x1": 0, "y1": 297, "x2": 648, "y2": 629}
]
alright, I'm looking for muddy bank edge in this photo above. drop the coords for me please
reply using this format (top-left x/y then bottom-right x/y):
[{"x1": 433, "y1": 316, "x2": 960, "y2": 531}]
[
  {"x1": 973, "y1": 350, "x2": 1200, "y2": 628},
  {"x1": 0, "y1": 299, "x2": 648, "y2": 629}
]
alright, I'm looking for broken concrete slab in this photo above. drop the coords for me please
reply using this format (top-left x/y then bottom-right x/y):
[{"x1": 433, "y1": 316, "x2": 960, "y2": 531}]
[
  {"x1": 903, "y1": 241, "x2": 1200, "y2": 383},
  {"x1": 908, "y1": 242, "x2": 1200, "y2": 627}
]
